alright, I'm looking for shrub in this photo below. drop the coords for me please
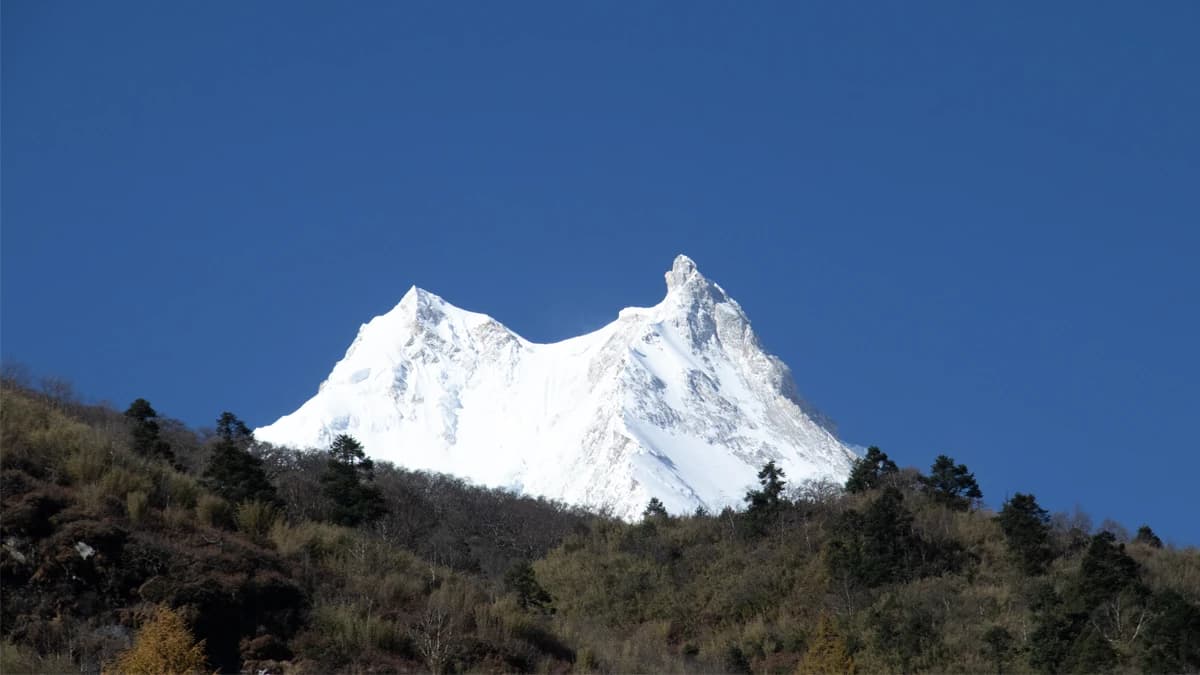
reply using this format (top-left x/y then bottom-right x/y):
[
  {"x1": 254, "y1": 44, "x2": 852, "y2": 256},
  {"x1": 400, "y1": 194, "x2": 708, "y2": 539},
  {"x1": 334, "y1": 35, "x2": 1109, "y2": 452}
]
[
  {"x1": 126, "y1": 490, "x2": 150, "y2": 523},
  {"x1": 162, "y1": 471, "x2": 201, "y2": 509},
  {"x1": 109, "y1": 605, "x2": 208, "y2": 674},
  {"x1": 65, "y1": 446, "x2": 111, "y2": 485},
  {"x1": 98, "y1": 466, "x2": 154, "y2": 504},
  {"x1": 269, "y1": 519, "x2": 354, "y2": 562},
  {"x1": 236, "y1": 500, "x2": 280, "y2": 539},
  {"x1": 196, "y1": 494, "x2": 235, "y2": 529}
]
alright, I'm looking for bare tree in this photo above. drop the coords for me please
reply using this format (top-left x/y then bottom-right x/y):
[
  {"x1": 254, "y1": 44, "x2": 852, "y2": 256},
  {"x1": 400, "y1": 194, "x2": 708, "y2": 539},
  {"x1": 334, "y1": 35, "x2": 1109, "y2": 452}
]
[{"x1": 412, "y1": 601, "x2": 455, "y2": 675}]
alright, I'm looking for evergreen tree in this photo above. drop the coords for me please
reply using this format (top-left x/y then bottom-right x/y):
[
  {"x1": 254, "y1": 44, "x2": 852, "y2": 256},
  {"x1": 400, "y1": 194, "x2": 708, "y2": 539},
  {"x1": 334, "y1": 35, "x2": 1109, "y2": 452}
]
[
  {"x1": 1133, "y1": 524, "x2": 1163, "y2": 548},
  {"x1": 798, "y1": 614, "x2": 855, "y2": 674},
  {"x1": 745, "y1": 460, "x2": 786, "y2": 512},
  {"x1": 1075, "y1": 530, "x2": 1142, "y2": 610},
  {"x1": 996, "y1": 493, "x2": 1053, "y2": 575},
  {"x1": 124, "y1": 398, "x2": 173, "y2": 461},
  {"x1": 744, "y1": 460, "x2": 787, "y2": 532},
  {"x1": 1140, "y1": 590, "x2": 1200, "y2": 673},
  {"x1": 320, "y1": 434, "x2": 387, "y2": 527},
  {"x1": 920, "y1": 454, "x2": 981, "y2": 510},
  {"x1": 215, "y1": 411, "x2": 252, "y2": 445},
  {"x1": 826, "y1": 487, "x2": 921, "y2": 589},
  {"x1": 981, "y1": 626, "x2": 1012, "y2": 675},
  {"x1": 860, "y1": 487, "x2": 919, "y2": 586},
  {"x1": 643, "y1": 497, "x2": 668, "y2": 521},
  {"x1": 722, "y1": 645, "x2": 752, "y2": 675},
  {"x1": 202, "y1": 412, "x2": 277, "y2": 505},
  {"x1": 504, "y1": 560, "x2": 553, "y2": 613},
  {"x1": 845, "y1": 446, "x2": 898, "y2": 493}
]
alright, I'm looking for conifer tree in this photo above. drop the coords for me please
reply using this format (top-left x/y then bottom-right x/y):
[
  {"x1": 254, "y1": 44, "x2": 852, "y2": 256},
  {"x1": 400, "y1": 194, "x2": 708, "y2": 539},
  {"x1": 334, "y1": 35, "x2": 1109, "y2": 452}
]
[
  {"x1": 320, "y1": 434, "x2": 387, "y2": 527},
  {"x1": 981, "y1": 626, "x2": 1012, "y2": 675},
  {"x1": 997, "y1": 493, "x2": 1053, "y2": 575},
  {"x1": 1140, "y1": 590, "x2": 1200, "y2": 672},
  {"x1": 860, "y1": 487, "x2": 919, "y2": 585},
  {"x1": 110, "y1": 605, "x2": 207, "y2": 675},
  {"x1": 643, "y1": 497, "x2": 668, "y2": 520},
  {"x1": 745, "y1": 460, "x2": 786, "y2": 512},
  {"x1": 1075, "y1": 530, "x2": 1142, "y2": 609},
  {"x1": 920, "y1": 454, "x2": 982, "y2": 510},
  {"x1": 845, "y1": 446, "x2": 898, "y2": 493},
  {"x1": 1134, "y1": 524, "x2": 1163, "y2": 548},
  {"x1": 202, "y1": 411, "x2": 277, "y2": 505},
  {"x1": 124, "y1": 398, "x2": 174, "y2": 461},
  {"x1": 744, "y1": 460, "x2": 787, "y2": 532},
  {"x1": 798, "y1": 614, "x2": 855, "y2": 674},
  {"x1": 504, "y1": 560, "x2": 553, "y2": 612}
]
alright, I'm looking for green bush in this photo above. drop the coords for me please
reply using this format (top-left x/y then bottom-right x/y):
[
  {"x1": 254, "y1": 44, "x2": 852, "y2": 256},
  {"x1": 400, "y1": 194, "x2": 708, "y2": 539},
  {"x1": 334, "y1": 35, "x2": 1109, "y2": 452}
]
[
  {"x1": 196, "y1": 494, "x2": 235, "y2": 529},
  {"x1": 98, "y1": 466, "x2": 154, "y2": 503},
  {"x1": 270, "y1": 519, "x2": 354, "y2": 563},
  {"x1": 65, "y1": 446, "x2": 111, "y2": 484},
  {"x1": 236, "y1": 500, "x2": 280, "y2": 539},
  {"x1": 126, "y1": 490, "x2": 150, "y2": 523}
]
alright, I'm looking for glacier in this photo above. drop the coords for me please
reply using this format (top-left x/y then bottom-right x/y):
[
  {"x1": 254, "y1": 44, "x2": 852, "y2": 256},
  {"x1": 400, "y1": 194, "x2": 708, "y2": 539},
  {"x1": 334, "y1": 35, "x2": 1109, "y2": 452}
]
[{"x1": 255, "y1": 255, "x2": 859, "y2": 520}]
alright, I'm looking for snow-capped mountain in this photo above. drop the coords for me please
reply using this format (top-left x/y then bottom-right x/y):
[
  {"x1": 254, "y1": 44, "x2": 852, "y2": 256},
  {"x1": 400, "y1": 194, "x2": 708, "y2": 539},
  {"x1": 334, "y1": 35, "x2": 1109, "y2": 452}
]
[{"x1": 255, "y1": 255, "x2": 858, "y2": 520}]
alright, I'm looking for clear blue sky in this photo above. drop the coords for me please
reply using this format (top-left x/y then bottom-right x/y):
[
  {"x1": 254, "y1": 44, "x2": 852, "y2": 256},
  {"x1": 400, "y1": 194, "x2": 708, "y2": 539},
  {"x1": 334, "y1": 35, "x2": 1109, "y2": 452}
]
[{"x1": 4, "y1": 2, "x2": 1197, "y2": 543}]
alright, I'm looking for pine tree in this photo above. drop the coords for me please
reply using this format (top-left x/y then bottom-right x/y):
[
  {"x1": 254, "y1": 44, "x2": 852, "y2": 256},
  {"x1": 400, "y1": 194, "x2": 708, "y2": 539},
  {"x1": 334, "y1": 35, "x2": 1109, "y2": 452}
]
[
  {"x1": 320, "y1": 434, "x2": 387, "y2": 527},
  {"x1": 124, "y1": 398, "x2": 173, "y2": 461},
  {"x1": 643, "y1": 497, "x2": 668, "y2": 520},
  {"x1": 920, "y1": 454, "x2": 982, "y2": 510},
  {"x1": 860, "y1": 487, "x2": 919, "y2": 586},
  {"x1": 1075, "y1": 530, "x2": 1142, "y2": 609},
  {"x1": 504, "y1": 560, "x2": 553, "y2": 612},
  {"x1": 202, "y1": 412, "x2": 277, "y2": 505},
  {"x1": 109, "y1": 605, "x2": 207, "y2": 674},
  {"x1": 745, "y1": 460, "x2": 786, "y2": 512},
  {"x1": 996, "y1": 493, "x2": 1053, "y2": 575},
  {"x1": 744, "y1": 460, "x2": 787, "y2": 532},
  {"x1": 1140, "y1": 590, "x2": 1200, "y2": 673},
  {"x1": 798, "y1": 614, "x2": 855, "y2": 674},
  {"x1": 981, "y1": 626, "x2": 1013, "y2": 675},
  {"x1": 1134, "y1": 524, "x2": 1163, "y2": 548},
  {"x1": 845, "y1": 446, "x2": 898, "y2": 493}
]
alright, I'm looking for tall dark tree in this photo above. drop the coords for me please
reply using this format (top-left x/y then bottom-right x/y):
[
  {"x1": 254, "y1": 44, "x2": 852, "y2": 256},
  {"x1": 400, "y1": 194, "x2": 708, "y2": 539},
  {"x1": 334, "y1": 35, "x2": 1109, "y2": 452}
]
[
  {"x1": 216, "y1": 411, "x2": 253, "y2": 446},
  {"x1": 1133, "y1": 525, "x2": 1163, "y2": 549},
  {"x1": 997, "y1": 493, "x2": 1054, "y2": 575},
  {"x1": 503, "y1": 560, "x2": 553, "y2": 613},
  {"x1": 826, "y1": 487, "x2": 922, "y2": 589},
  {"x1": 860, "y1": 487, "x2": 921, "y2": 586},
  {"x1": 1075, "y1": 531, "x2": 1142, "y2": 610},
  {"x1": 981, "y1": 626, "x2": 1013, "y2": 675},
  {"x1": 642, "y1": 497, "x2": 668, "y2": 521},
  {"x1": 202, "y1": 412, "x2": 277, "y2": 505},
  {"x1": 920, "y1": 454, "x2": 982, "y2": 510},
  {"x1": 744, "y1": 460, "x2": 787, "y2": 532},
  {"x1": 845, "y1": 446, "x2": 898, "y2": 493},
  {"x1": 1140, "y1": 590, "x2": 1200, "y2": 673},
  {"x1": 320, "y1": 434, "x2": 387, "y2": 527},
  {"x1": 745, "y1": 460, "x2": 786, "y2": 512},
  {"x1": 124, "y1": 398, "x2": 174, "y2": 461}
]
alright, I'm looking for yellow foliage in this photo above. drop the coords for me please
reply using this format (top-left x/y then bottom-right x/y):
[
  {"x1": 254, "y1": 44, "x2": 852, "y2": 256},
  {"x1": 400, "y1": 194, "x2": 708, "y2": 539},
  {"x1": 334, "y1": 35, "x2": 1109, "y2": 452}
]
[
  {"x1": 797, "y1": 614, "x2": 854, "y2": 675},
  {"x1": 108, "y1": 606, "x2": 207, "y2": 675}
]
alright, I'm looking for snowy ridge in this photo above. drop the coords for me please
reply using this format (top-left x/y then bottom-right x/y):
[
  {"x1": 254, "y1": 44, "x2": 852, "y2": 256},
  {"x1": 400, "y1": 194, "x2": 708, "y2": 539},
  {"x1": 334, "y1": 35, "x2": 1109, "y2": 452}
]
[{"x1": 255, "y1": 255, "x2": 859, "y2": 520}]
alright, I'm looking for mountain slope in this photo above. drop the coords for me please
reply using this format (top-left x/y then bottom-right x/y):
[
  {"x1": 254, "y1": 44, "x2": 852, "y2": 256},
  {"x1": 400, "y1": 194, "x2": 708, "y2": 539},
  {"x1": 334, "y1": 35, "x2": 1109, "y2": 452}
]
[{"x1": 255, "y1": 255, "x2": 858, "y2": 519}]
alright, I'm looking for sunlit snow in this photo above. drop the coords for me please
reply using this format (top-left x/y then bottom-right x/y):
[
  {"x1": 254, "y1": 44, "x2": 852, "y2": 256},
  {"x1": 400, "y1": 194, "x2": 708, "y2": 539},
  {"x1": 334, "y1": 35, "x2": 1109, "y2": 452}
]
[{"x1": 255, "y1": 255, "x2": 859, "y2": 520}]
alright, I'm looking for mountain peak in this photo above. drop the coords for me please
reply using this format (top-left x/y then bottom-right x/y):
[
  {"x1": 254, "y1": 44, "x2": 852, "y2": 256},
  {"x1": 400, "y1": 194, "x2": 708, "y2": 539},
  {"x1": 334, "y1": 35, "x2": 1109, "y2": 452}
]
[
  {"x1": 665, "y1": 254, "x2": 701, "y2": 292},
  {"x1": 257, "y1": 256, "x2": 858, "y2": 520},
  {"x1": 395, "y1": 285, "x2": 450, "y2": 324}
]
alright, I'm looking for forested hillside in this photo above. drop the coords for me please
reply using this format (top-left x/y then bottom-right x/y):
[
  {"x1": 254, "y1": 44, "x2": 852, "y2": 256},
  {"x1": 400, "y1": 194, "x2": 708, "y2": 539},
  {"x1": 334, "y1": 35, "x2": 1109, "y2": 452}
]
[{"x1": 2, "y1": 374, "x2": 1197, "y2": 674}]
